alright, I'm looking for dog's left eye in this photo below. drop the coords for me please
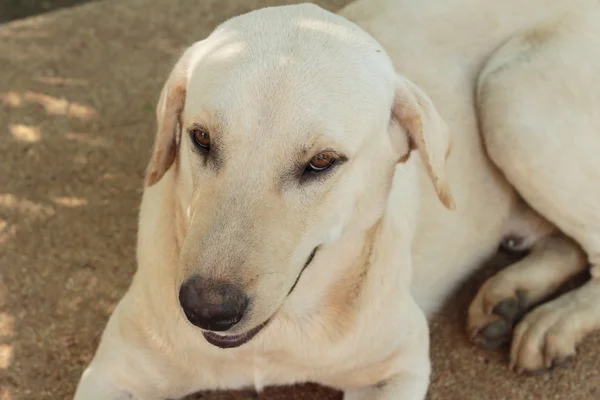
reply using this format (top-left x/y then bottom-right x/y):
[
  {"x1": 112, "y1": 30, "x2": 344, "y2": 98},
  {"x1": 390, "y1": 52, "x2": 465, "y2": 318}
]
[
  {"x1": 189, "y1": 126, "x2": 210, "y2": 151},
  {"x1": 306, "y1": 151, "x2": 336, "y2": 172}
]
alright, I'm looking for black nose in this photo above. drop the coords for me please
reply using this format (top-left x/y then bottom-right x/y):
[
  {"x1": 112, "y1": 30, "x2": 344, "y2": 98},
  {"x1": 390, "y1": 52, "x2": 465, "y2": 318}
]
[{"x1": 178, "y1": 276, "x2": 249, "y2": 332}]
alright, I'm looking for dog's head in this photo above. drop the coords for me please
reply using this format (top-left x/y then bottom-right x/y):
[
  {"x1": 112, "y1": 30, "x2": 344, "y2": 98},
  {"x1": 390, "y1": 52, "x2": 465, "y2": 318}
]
[{"x1": 144, "y1": 4, "x2": 454, "y2": 348}]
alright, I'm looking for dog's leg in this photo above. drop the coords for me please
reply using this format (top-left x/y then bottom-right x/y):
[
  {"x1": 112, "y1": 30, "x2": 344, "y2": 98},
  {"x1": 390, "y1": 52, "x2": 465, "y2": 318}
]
[
  {"x1": 343, "y1": 300, "x2": 431, "y2": 400},
  {"x1": 476, "y1": 12, "x2": 600, "y2": 373},
  {"x1": 74, "y1": 363, "x2": 137, "y2": 400},
  {"x1": 468, "y1": 234, "x2": 587, "y2": 349},
  {"x1": 74, "y1": 294, "x2": 183, "y2": 400}
]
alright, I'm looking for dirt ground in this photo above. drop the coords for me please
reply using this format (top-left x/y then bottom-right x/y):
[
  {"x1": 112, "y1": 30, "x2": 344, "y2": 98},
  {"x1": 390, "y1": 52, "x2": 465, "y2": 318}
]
[{"x1": 1, "y1": 0, "x2": 599, "y2": 399}]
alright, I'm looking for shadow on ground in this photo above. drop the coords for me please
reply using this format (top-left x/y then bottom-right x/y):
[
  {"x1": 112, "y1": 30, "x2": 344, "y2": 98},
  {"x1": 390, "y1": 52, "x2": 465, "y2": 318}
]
[{"x1": 0, "y1": 0, "x2": 101, "y2": 23}]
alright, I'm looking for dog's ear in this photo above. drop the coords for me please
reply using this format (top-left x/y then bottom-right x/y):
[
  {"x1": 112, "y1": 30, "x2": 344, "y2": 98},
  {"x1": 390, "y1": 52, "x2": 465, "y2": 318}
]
[
  {"x1": 390, "y1": 75, "x2": 455, "y2": 210},
  {"x1": 145, "y1": 52, "x2": 190, "y2": 187}
]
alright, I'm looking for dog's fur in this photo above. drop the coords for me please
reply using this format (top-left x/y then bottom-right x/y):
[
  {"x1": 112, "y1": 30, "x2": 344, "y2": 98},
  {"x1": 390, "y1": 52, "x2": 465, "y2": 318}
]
[{"x1": 74, "y1": 0, "x2": 600, "y2": 398}]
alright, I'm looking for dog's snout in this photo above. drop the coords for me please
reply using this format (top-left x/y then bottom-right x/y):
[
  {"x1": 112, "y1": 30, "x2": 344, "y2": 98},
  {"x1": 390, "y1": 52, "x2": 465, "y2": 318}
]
[{"x1": 178, "y1": 276, "x2": 249, "y2": 332}]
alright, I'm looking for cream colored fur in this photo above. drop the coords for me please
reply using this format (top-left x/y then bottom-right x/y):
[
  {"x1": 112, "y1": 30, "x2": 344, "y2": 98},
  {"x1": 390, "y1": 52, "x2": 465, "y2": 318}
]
[{"x1": 74, "y1": 1, "x2": 600, "y2": 399}]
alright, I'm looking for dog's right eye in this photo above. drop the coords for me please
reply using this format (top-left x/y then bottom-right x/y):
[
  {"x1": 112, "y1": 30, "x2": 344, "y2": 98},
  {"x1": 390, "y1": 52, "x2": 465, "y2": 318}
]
[
  {"x1": 300, "y1": 150, "x2": 346, "y2": 183},
  {"x1": 306, "y1": 151, "x2": 336, "y2": 173},
  {"x1": 189, "y1": 126, "x2": 210, "y2": 151}
]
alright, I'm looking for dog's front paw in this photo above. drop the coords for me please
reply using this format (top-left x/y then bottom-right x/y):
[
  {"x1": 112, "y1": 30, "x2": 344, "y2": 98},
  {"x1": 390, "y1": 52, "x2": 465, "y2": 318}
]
[
  {"x1": 509, "y1": 279, "x2": 600, "y2": 374},
  {"x1": 467, "y1": 274, "x2": 528, "y2": 349},
  {"x1": 468, "y1": 236, "x2": 589, "y2": 352}
]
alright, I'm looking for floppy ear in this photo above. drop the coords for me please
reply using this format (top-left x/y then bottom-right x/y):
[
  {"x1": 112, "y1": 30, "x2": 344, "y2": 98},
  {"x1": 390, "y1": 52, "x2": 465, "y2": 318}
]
[
  {"x1": 145, "y1": 53, "x2": 190, "y2": 187},
  {"x1": 391, "y1": 75, "x2": 455, "y2": 210}
]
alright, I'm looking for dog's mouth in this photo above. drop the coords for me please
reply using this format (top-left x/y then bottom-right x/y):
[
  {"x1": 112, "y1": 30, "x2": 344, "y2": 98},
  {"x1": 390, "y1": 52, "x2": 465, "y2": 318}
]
[
  {"x1": 202, "y1": 246, "x2": 319, "y2": 349},
  {"x1": 202, "y1": 318, "x2": 271, "y2": 349},
  {"x1": 287, "y1": 246, "x2": 319, "y2": 295}
]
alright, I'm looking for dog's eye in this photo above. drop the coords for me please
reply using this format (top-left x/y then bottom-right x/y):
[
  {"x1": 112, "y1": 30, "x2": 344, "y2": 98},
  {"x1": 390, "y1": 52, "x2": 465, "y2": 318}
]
[
  {"x1": 189, "y1": 126, "x2": 210, "y2": 151},
  {"x1": 306, "y1": 151, "x2": 336, "y2": 172}
]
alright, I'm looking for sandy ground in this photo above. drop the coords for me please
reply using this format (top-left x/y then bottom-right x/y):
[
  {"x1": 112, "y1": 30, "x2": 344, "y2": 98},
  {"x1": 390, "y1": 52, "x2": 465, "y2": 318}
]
[{"x1": 1, "y1": 0, "x2": 599, "y2": 399}]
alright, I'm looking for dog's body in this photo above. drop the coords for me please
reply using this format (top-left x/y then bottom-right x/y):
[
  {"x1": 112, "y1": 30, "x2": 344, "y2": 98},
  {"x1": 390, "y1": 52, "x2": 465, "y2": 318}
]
[{"x1": 74, "y1": 1, "x2": 600, "y2": 399}]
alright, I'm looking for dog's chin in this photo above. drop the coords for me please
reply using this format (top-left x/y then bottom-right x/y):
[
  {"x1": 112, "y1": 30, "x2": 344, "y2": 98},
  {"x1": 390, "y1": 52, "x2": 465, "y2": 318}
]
[{"x1": 202, "y1": 318, "x2": 271, "y2": 349}]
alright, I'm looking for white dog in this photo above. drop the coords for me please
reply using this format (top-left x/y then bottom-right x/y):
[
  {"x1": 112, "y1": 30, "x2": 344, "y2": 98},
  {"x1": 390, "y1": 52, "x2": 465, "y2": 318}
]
[{"x1": 74, "y1": 0, "x2": 600, "y2": 398}]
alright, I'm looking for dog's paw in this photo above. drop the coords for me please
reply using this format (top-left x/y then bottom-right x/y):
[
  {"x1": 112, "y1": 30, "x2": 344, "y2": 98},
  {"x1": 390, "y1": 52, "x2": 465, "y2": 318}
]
[
  {"x1": 509, "y1": 280, "x2": 600, "y2": 374},
  {"x1": 468, "y1": 275, "x2": 529, "y2": 349}
]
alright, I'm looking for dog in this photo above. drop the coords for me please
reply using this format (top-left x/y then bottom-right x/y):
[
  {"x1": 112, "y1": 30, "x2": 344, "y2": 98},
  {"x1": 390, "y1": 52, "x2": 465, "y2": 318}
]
[{"x1": 73, "y1": 0, "x2": 600, "y2": 398}]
